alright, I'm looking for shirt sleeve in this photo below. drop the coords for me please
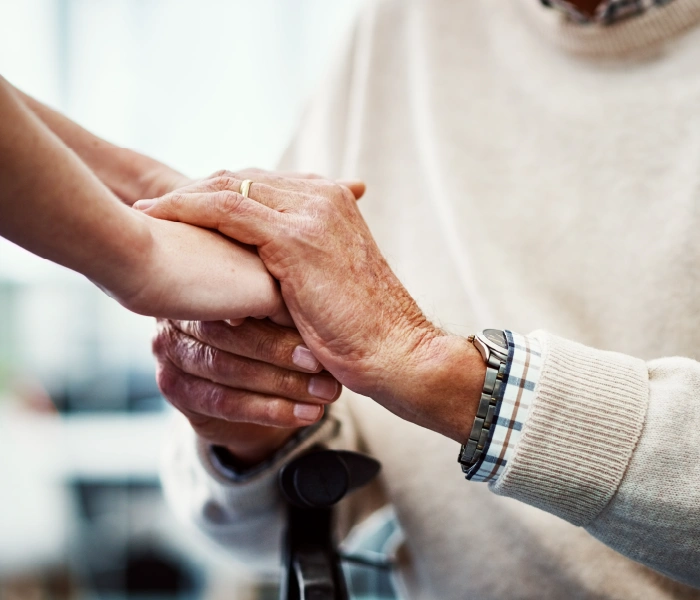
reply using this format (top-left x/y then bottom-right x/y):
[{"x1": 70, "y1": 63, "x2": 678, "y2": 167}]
[
  {"x1": 465, "y1": 330, "x2": 543, "y2": 483},
  {"x1": 208, "y1": 417, "x2": 328, "y2": 482}
]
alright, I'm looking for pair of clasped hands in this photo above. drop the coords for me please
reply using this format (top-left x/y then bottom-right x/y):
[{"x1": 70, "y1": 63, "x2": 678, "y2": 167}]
[{"x1": 130, "y1": 169, "x2": 479, "y2": 466}]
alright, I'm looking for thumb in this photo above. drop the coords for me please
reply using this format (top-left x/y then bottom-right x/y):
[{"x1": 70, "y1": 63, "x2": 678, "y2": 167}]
[{"x1": 338, "y1": 180, "x2": 366, "y2": 200}]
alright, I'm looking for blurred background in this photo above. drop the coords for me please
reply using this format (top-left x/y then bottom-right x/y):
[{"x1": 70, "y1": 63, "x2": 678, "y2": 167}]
[{"x1": 0, "y1": 1, "x2": 362, "y2": 598}]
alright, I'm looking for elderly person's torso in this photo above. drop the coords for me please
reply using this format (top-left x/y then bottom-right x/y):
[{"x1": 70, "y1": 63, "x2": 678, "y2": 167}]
[{"x1": 279, "y1": 0, "x2": 700, "y2": 597}]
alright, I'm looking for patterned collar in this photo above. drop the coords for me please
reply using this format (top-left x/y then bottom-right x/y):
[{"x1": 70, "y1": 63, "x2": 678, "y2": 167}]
[{"x1": 541, "y1": 0, "x2": 676, "y2": 25}]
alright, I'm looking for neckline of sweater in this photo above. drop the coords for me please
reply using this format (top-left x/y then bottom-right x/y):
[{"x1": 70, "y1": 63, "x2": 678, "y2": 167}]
[{"x1": 517, "y1": 0, "x2": 700, "y2": 57}]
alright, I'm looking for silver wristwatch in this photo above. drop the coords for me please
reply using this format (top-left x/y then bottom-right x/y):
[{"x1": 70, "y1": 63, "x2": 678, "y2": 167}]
[{"x1": 457, "y1": 329, "x2": 509, "y2": 473}]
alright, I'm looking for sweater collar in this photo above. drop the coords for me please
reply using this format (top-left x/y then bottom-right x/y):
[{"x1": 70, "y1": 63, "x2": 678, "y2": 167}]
[
  {"x1": 520, "y1": 0, "x2": 700, "y2": 56},
  {"x1": 541, "y1": 0, "x2": 676, "y2": 26}
]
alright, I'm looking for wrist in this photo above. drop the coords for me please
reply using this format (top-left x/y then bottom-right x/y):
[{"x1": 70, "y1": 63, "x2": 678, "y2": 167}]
[
  {"x1": 222, "y1": 428, "x2": 299, "y2": 468},
  {"x1": 89, "y1": 209, "x2": 154, "y2": 307},
  {"x1": 138, "y1": 167, "x2": 193, "y2": 201},
  {"x1": 103, "y1": 152, "x2": 192, "y2": 205},
  {"x1": 373, "y1": 327, "x2": 486, "y2": 443}
]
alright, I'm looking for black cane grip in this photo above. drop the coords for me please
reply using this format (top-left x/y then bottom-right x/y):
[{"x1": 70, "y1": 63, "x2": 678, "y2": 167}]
[{"x1": 279, "y1": 450, "x2": 381, "y2": 509}]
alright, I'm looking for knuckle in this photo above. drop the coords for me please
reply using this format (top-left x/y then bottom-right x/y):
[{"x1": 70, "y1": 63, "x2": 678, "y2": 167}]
[
  {"x1": 201, "y1": 385, "x2": 228, "y2": 419},
  {"x1": 155, "y1": 362, "x2": 181, "y2": 401},
  {"x1": 338, "y1": 184, "x2": 355, "y2": 203},
  {"x1": 178, "y1": 320, "x2": 229, "y2": 354},
  {"x1": 216, "y1": 190, "x2": 244, "y2": 214},
  {"x1": 174, "y1": 319, "x2": 202, "y2": 341},
  {"x1": 197, "y1": 320, "x2": 228, "y2": 347},
  {"x1": 254, "y1": 332, "x2": 282, "y2": 362},
  {"x1": 169, "y1": 333, "x2": 197, "y2": 367},
  {"x1": 260, "y1": 398, "x2": 292, "y2": 427},
  {"x1": 162, "y1": 192, "x2": 183, "y2": 211},
  {"x1": 193, "y1": 341, "x2": 219, "y2": 375},
  {"x1": 211, "y1": 175, "x2": 238, "y2": 192},
  {"x1": 152, "y1": 321, "x2": 177, "y2": 358},
  {"x1": 209, "y1": 169, "x2": 235, "y2": 180},
  {"x1": 151, "y1": 331, "x2": 166, "y2": 358},
  {"x1": 298, "y1": 215, "x2": 325, "y2": 239},
  {"x1": 207, "y1": 347, "x2": 234, "y2": 381},
  {"x1": 162, "y1": 327, "x2": 216, "y2": 377},
  {"x1": 328, "y1": 181, "x2": 350, "y2": 202},
  {"x1": 272, "y1": 369, "x2": 299, "y2": 396}
]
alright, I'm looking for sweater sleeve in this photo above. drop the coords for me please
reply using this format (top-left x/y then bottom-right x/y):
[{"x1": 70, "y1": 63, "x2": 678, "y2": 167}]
[
  {"x1": 159, "y1": 398, "x2": 360, "y2": 574},
  {"x1": 491, "y1": 331, "x2": 700, "y2": 588}
]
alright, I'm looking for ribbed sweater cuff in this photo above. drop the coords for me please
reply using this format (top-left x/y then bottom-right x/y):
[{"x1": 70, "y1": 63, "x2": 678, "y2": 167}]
[{"x1": 491, "y1": 331, "x2": 649, "y2": 526}]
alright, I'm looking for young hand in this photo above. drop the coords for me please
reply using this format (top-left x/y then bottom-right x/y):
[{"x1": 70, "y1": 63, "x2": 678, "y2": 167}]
[{"x1": 108, "y1": 214, "x2": 292, "y2": 325}]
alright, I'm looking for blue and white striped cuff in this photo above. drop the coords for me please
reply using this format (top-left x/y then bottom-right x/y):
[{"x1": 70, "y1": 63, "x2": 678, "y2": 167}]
[{"x1": 466, "y1": 331, "x2": 542, "y2": 483}]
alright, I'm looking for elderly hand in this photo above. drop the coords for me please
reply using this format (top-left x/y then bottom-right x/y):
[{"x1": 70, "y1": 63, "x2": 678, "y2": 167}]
[
  {"x1": 137, "y1": 174, "x2": 485, "y2": 443},
  {"x1": 152, "y1": 318, "x2": 341, "y2": 465},
  {"x1": 138, "y1": 168, "x2": 332, "y2": 205}
]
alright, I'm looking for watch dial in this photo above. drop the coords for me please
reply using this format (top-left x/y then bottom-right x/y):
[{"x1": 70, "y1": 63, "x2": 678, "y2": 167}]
[{"x1": 483, "y1": 329, "x2": 507, "y2": 349}]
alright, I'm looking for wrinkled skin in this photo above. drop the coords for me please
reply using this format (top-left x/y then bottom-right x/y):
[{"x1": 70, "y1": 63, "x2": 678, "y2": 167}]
[
  {"x1": 139, "y1": 172, "x2": 482, "y2": 445},
  {"x1": 153, "y1": 317, "x2": 341, "y2": 464}
]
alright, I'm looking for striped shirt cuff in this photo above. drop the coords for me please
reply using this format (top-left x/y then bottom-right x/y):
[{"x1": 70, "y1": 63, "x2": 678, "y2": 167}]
[{"x1": 466, "y1": 331, "x2": 542, "y2": 483}]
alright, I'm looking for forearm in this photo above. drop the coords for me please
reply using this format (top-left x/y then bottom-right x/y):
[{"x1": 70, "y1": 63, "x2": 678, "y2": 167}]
[
  {"x1": 12, "y1": 83, "x2": 190, "y2": 204},
  {"x1": 0, "y1": 75, "x2": 150, "y2": 295},
  {"x1": 584, "y1": 353, "x2": 700, "y2": 587},
  {"x1": 487, "y1": 332, "x2": 700, "y2": 587}
]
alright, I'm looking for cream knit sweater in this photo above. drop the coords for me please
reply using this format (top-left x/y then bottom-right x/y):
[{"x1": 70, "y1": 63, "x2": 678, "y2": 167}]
[{"x1": 161, "y1": 0, "x2": 700, "y2": 597}]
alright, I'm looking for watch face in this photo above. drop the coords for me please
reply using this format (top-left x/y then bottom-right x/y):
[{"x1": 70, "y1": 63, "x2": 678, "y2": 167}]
[{"x1": 483, "y1": 329, "x2": 507, "y2": 350}]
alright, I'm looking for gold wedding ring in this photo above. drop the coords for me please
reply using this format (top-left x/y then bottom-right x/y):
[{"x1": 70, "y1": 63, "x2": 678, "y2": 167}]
[{"x1": 239, "y1": 179, "x2": 253, "y2": 198}]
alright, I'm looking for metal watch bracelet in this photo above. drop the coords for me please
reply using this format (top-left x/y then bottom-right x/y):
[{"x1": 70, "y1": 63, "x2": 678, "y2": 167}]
[{"x1": 457, "y1": 329, "x2": 509, "y2": 473}]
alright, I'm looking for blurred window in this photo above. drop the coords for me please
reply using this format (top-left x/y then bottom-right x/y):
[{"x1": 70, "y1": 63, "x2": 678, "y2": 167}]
[{"x1": 0, "y1": 0, "x2": 362, "y2": 394}]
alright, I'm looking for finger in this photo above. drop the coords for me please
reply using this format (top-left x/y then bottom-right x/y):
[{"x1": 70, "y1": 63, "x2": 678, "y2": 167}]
[
  {"x1": 337, "y1": 181, "x2": 365, "y2": 200},
  {"x1": 171, "y1": 319, "x2": 323, "y2": 373},
  {"x1": 169, "y1": 171, "x2": 365, "y2": 201},
  {"x1": 250, "y1": 173, "x2": 364, "y2": 200},
  {"x1": 156, "y1": 358, "x2": 325, "y2": 428},
  {"x1": 189, "y1": 177, "x2": 309, "y2": 211},
  {"x1": 236, "y1": 179, "x2": 363, "y2": 208},
  {"x1": 134, "y1": 189, "x2": 279, "y2": 246},
  {"x1": 209, "y1": 169, "x2": 354, "y2": 198},
  {"x1": 154, "y1": 322, "x2": 340, "y2": 402},
  {"x1": 148, "y1": 173, "x2": 365, "y2": 211},
  {"x1": 236, "y1": 169, "x2": 365, "y2": 200},
  {"x1": 267, "y1": 302, "x2": 295, "y2": 328}
]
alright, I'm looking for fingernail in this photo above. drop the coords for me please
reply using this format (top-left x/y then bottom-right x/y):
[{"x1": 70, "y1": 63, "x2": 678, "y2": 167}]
[
  {"x1": 294, "y1": 403, "x2": 321, "y2": 422},
  {"x1": 308, "y1": 376, "x2": 339, "y2": 400},
  {"x1": 133, "y1": 199, "x2": 156, "y2": 210},
  {"x1": 292, "y1": 345, "x2": 319, "y2": 372}
]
